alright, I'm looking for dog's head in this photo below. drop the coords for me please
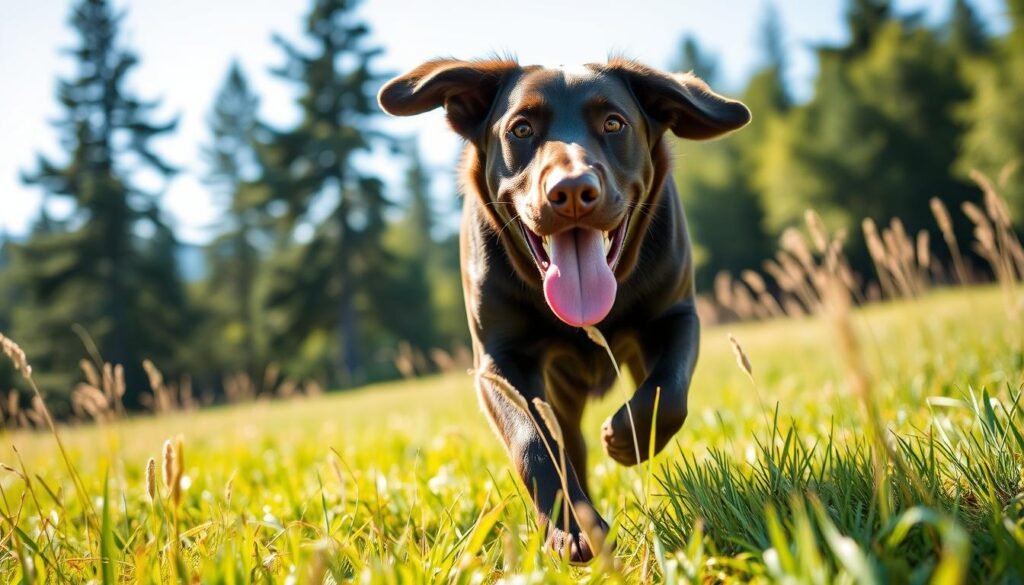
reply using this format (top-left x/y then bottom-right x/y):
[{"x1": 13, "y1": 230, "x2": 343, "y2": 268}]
[{"x1": 379, "y1": 57, "x2": 749, "y2": 327}]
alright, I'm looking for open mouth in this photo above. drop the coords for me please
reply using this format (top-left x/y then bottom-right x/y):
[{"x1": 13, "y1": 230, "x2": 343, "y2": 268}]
[
  {"x1": 518, "y1": 213, "x2": 629, "y2": 328},
  {"x1": 520, "y1": 213, "x2": 629, "y2": 273}
]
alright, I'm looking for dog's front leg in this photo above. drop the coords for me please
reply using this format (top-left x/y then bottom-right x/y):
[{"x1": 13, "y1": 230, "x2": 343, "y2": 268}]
[
  {"x1": 601, "y1": 301, "x2": 699, "y2": 466},
  {"x1": 476, "y1": 352, "x2": 609, "y2": 563}
]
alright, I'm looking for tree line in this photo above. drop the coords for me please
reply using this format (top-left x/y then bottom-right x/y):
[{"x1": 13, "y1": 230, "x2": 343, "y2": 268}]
[
  {"x1": 0, "y1": 0, "x2": 1022, "y2": 413},
  {"x1": 675, "y1": 0, "x2": 1023, "y2": 291},
  {"x1": 0, "y1": 0, "x2": 465, "y2": 413}
]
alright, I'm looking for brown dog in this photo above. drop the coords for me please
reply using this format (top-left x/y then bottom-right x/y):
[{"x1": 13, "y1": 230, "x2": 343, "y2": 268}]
[{"x1": 379, "y1": 57, "x2": 749, "y2": 562}]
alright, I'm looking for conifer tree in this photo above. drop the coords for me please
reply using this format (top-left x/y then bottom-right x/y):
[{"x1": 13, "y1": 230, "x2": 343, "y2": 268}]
[
  {"x1": 958, "y1": 0, "x2": 1024, "y2": 219},
  {"x1": 12, "y1": 0, "x2": 188, "y2": 404},
  {"x1": 199, "y1": 61, "x2": 266, "y2": 378},
  {"x1": 257, "y1": 0, "x2": 389, "y2": 384},
  {"x1": 757, "y1": 0, "x2": 976, "y2": 275}
]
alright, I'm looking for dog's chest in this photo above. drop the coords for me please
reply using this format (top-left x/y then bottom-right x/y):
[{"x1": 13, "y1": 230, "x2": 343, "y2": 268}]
[{"x1": 541, "y1": 330, "x2": 643, "y2": 397}]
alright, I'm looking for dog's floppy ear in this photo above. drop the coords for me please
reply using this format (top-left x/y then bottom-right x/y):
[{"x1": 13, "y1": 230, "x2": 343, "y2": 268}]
[
  {"x1": 378, "y1": 58, "x2": 521, "y2": 138},
  {"x1": 605, "y1": 58, "x2": 750, "y2": 140}
]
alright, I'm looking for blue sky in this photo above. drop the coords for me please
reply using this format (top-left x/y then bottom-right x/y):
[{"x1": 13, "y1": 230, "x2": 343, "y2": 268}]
[{"x1": 0, "y1": 0, "x2": 1010, "y2": 243}]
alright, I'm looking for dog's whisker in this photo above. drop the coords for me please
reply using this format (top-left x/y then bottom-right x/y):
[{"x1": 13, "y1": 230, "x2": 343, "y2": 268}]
[{"x1": 494, "y1": 212, "x2": 522, "y2": 238}]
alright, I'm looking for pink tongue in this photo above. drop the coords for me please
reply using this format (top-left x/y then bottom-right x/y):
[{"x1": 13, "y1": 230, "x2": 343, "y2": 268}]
[{"x1": 543, "y1": 228, "x2": 617, "y2": 327}]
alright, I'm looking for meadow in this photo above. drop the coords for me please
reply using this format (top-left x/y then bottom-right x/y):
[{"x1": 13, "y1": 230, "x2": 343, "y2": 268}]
[{"x1": 2, "y1": 281, "x2": 1022, "y2": 583}]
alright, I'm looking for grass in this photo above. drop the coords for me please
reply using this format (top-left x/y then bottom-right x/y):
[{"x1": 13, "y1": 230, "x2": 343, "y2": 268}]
[{"x1": 1, "y1": 285, "x2": 1022, "y2": 583}]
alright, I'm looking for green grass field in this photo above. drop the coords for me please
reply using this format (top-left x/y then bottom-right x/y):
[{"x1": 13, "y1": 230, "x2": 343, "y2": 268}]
[{"x1": 2, "y1": 286, "x2": 1023, "y2": 583}]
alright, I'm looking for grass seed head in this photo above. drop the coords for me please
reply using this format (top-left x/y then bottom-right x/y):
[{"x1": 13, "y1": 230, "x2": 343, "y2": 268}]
[
  {"x1": 805, "y1": 209, "x2": 829, "y2": 253},
  {"x1": 930, "y1": 197, "x2": 953, "y2": 237},
  {"x1": 0, "y1": 331, "x2": 32, "y2": 380},
  {"x1": 480, "y1": 371, "x2": 530, "y2": 413},
  {"x1": 781, "y1": 228, "x2": 814, "y2": 271},
  {"x1": 146, "y1": 457, "x2": 156, "y2": 501},
  {"x1": 102, "y1": 362, "x2": 113, "y2": 399},
  {"x1": 143, "y1": 359, "x2": 164, "y2": 393},
  {"x1": 532, "y1": 398, "x2": 564, "y2": 449},
  {"x1": 916, "y1": 230, "x2": 930, "y2": 270},
  {"x1": 79, "y1": 359, "x2": 101, "y2": 389},
  {"x1": 173, "y1": 435, "x2": 185, "y2": 505},
  {"x1": 225, "y1": 473, "x2": 234, "y2": 505},
  {"x1": 962, "y1": 202, "x2": 989, "y2": 228},
  {"x1": 728, "y1": 334, "x2": 754, "y2": 381},
  {"x1": 162, "y1": 439, "x2": 175, "y2": 490},
  {"x1": 741, "y1": 270, "x2": 767, "y2": 295}
]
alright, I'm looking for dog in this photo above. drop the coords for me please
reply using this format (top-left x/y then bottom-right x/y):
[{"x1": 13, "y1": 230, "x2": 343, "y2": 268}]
[{"x1": 379, "y1": 57, "x2": 749, "y2": 563}]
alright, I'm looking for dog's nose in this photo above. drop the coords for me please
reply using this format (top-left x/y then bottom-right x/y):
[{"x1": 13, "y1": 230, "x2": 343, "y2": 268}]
[{"x1": 546, "y1": 170, "x2": 601, "y2": 219}]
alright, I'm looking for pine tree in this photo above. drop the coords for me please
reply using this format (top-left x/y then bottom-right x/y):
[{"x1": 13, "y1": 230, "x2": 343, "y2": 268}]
[
  {"x1": 672, "y1": 30, "x2": 777, "y2": 288},
  {"x1": 199, "y1": 61, "x2": 266, "y2": 378},
  {"x1": 753, "y1": 3, "x2": 792, "y2": 113},
  {"x1": 845, "y1": 0, "x2": 893, "y2": 55},
  {"x1": 958, "y1": 0, "x2": 1024, "y2": 219},
  {"x1": 947, "y1": 0, "x2": 990, "y2": 55},
  {"x1": 11, "y1": 0, "x2": 188, "y2": 405},
  {"x1": 671, "y1": 35, "x2": 718, "y2": 81},
  {"x1": 258, "y1": 0, "x2": 388, "y2": 385},
  {"x1": 378, "y1": 142, "x2": 441, "y2": 368},
  {"x1": 0, "y1": 235, "x2": 14, "y2": 394},
  {"x1": 402, "y1": 146, "x2": 435, "y2": 257},
  {"x1": 757, "y1": 5, "x2": 976, "y2": 277}
]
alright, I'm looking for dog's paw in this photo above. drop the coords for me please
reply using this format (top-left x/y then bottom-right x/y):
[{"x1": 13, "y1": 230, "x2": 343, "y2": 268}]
[
  {"x1": 601, "y1": 410, "x2": 643, "y2": 466},
  {"x1": 545, "y1": 512, "x2": 610, "y2": 564},
  {"x1": 601, "y1": 399, "x2": 686, "y2": 466}
]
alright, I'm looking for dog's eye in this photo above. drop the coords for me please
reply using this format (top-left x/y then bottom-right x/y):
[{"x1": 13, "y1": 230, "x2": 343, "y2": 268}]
[
  {"x1": 603, "y1": 116, "x2": 625, "y2": 133},
  {"x1": 598, "y1": 115, "x2": 622, "y2": 133},
  {"x1": 511, "y1": 122, "x2": 533, "y2": 139}
]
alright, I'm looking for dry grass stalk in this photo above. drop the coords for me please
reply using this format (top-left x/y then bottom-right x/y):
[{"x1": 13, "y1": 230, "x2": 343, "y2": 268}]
[
  {"x1": 0, "y1": 332, "x2": 32, "y2": 379},
  {"x1": 0, "y1": 331, "x2": 97, "y2": 522},
  {"x1": 224, "y1": 372, "x2": 257, "y2": 404},
  {"x1": 714, "y1": 271, "x2": 735, "y2": 317},
  {"x1": 179, "y1": 375, "x2": 194, "y2": 410},
  {"x1": 303, "y1": 379, "x2": 323, "y2": 397},
  {"x1": 532, "y1": 398, "x2": 563, "y2": 449},
  {"x1": 862, "y1": 218, "x2": 897, "y2": 299},
  {"x1": 758, "y1": 291, "x2": 785, "y2": 318},
  {"x1": 174, "y1": 436, "x2": 185, "y2": 506},
  {"x1": 143, "y1": 359, "x2": 177, "y2": 414},
  {"x1": 114, "y1": 364, "x2": 125, "y2": 398},
  {"x1": 966, "y1": 171, "x2": 1024, "y2": 321},
  {"x1": 225, "y1": 473, "x2": 235, "y2": 505},
  {"x1": 916, "y1": 230, "x2": 931, "y2": 281},
  {"x1": 479, "y1": 371, "x2": 529, "y2": 413},
  {"x1": 80, "y1": 359, "x2": 101, "y2": 390},
  {"x1": 731, "y1": 282, "x2": 761, "y2": 320},
  {"x1": 71, "y1": 384, "x2": 112, "y2": 423},
  {"x1": 781, "y1": 227, "x2": 815, "y2": 274},
  {"x1": 101, "y1": 362, "x2": 113, "y2": 401},
  {"x1": 727, "y1": 334, "x2": 754, "y2": 384},
  {"x1": 741, "y1": 270, "x2": 767, "y2": 295},
  {"x1": 805, "y1": 209, "x2": 829, "y2": 253},
  {"x1": 737, "y1": 270, "x2": 785, "y2": 319},
  {"x1": 162, "y1": 440, "x2": 176, "y2": 491},
  {"x1": 145, "y1": 457, "x2": 156, "y2": 501},
  {"x1": 262, "y1": 362, "x2": 281, "y2": 395}
]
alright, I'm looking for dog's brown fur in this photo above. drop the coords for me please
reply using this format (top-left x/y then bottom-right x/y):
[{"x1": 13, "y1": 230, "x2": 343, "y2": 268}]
[{"x1": 380, "y1": 57, "x2": 749, "y2": 562}]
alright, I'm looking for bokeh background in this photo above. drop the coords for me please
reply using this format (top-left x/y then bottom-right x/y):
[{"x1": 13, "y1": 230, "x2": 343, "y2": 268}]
[{"x1": 0, "y1": 0, "x2": 1020, "y2": 416}]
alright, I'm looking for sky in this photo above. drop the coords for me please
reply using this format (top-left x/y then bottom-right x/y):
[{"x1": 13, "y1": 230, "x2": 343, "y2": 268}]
[{"x1": 0, "y1": 0, "x2": 1011, "y2": 244}]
